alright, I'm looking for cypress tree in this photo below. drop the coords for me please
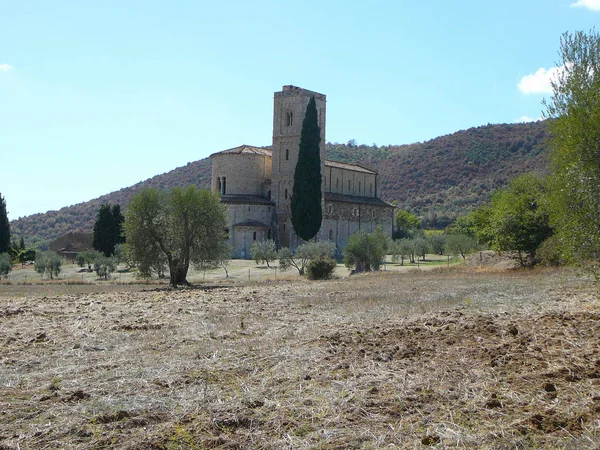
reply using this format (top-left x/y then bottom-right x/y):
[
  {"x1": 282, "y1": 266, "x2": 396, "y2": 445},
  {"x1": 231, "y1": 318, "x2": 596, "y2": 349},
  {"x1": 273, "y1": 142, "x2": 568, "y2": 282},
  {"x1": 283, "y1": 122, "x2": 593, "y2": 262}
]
[
  {"x1": 0, "y1": 194, "x2": 10, "y2": 254},
  {"x1": 291, "y1": 96, "x2": 323, "y2": 241},
  {"x1": 92, "y1": 203, "x2": 125, "y2": 256}
]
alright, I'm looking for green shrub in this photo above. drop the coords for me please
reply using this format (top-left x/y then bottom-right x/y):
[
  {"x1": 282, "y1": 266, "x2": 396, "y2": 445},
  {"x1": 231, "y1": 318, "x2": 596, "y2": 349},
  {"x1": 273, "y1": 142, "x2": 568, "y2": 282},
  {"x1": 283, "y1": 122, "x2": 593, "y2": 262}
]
[{"x1": 306, "y1": 257, "x2": 336, "y2": 280}]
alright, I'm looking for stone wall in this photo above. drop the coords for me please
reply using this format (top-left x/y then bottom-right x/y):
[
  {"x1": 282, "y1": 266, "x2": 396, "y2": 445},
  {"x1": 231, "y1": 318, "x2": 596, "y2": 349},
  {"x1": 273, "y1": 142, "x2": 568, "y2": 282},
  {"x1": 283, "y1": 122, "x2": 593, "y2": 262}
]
[
  {"x1": 324, "y1": 166, "x2": 377, "y2": 197},
  {"x1": 211, "y1": 153, "x2": 271, "y2": 197},
  {"x1": 224, "y1": 203, "x2": 275, "y2": 259}
]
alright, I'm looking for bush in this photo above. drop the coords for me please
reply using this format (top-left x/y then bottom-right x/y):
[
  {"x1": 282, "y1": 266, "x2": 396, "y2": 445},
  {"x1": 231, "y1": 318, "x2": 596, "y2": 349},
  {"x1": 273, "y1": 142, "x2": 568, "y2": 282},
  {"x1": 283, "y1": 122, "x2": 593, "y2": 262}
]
[
  {"x1": 0, "y1": 253, "x2": 11, "y2": 278},
  {"x1": 306, "y1": 257, "x2": 336, "y2": 280}
]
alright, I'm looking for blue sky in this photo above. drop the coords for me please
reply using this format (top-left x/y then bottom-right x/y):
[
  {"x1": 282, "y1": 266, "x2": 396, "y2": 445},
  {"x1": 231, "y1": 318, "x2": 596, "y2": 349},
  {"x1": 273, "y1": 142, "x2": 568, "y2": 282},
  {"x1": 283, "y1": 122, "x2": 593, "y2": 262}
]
[{"x1": 1, "y1": 0, "x2": 599, "y2": 220}]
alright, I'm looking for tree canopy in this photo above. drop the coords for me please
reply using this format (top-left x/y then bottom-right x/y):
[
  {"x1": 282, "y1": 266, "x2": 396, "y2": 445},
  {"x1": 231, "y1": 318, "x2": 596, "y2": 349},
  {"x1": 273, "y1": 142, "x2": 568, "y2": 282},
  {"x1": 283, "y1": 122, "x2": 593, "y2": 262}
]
[
  {"x1": 475, "y1": 173, "x2": 552, "y2": 265},
  {"x1": 291, "y1": 95, "x2": 323, "y2": 241},
  {"x1": 124, "y1": 186, "x2": 227, "y2": 287},
  {"x1": 544, "y1": 30, "x2": 600, "y2": 274}
]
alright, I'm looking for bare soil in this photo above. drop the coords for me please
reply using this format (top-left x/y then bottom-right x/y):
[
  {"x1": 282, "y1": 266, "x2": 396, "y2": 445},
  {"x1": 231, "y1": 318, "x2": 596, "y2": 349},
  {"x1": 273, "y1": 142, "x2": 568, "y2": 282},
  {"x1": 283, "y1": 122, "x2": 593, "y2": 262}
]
[{"x1": 0, "y1": 266, "x2": 599, "y2": 449}]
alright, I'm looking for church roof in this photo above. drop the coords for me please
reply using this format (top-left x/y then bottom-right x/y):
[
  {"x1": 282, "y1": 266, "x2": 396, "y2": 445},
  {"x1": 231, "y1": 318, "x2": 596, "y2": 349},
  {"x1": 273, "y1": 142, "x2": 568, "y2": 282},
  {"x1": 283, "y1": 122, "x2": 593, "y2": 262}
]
[
  {"x1": 211, "y1": 145, "x2": 272, "y2": 157},
  {"x1": 211, "y1": 144, "x2": 377, "y2": 174},
  {"x1": 325, "y1": 160, "x2": 377, "y2": 174},
  {"x1": 324, "y1": 192, "x2": 394, "y2": 208}
]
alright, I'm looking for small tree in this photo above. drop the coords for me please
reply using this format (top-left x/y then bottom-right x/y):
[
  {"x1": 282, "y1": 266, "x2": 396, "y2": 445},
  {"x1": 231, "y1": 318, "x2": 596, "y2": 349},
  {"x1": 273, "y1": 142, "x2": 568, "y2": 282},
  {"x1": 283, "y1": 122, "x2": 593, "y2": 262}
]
[
  {"x1": 486, "y1": 173, "x2": 552, "y2": 265},
  {"x1": 446, "y1": 234, "x2": 477, "y2": 260},
  {"x1": 343, "y1": 227, "x2": 390, "y2": 273},
  {"x1": 427, "y1": 233, "x2": 446, "y2": 255},
  {"x1": 413, "y1": 237, "x2": 429, "y2": 261},
  {"x1": 278, "y1": 241, "x2": 336, "y2": 276},
  {"x1": 94, "y1": 255, "x2": 117, "y2": 280},
  {"x1": 390, "y1": 238, "x2": 413, "y2": 265},
  {"x1": 0, "y1": 253, "x2": 11, "y2": 278},
  {"x1": 251, "y1": 240, "x2": 277, "y2": 267},
  {"x1": 35, "y1": 251, "x2": 62, "y2": 280}
]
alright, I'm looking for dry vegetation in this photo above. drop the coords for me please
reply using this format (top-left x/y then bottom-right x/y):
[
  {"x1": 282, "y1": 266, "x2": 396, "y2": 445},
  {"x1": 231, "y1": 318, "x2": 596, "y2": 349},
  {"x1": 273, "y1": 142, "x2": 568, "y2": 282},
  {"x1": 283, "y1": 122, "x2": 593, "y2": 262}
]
[{"x1": 1, "y1": 266, "x2": 599, "y2": 449}]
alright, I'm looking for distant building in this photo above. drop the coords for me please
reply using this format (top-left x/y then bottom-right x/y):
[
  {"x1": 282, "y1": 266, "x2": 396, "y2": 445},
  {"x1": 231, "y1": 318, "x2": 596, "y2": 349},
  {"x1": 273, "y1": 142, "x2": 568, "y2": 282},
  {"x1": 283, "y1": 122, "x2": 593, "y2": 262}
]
[
  {"x1": 49, "y1": 231, "x2": 93, "y2": 262},
  {"x1": 210, "y1": 86, "x2": 394, "y2": 259}
]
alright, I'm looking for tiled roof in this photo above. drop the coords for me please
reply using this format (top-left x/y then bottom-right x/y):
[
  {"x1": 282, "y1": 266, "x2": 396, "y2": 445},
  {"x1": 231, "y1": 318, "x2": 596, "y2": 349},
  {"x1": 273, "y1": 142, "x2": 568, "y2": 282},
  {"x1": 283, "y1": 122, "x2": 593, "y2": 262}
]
[
  {"x1": 211, "y1": 145, "x2": 272, "y2": 157},
  {"x1": 324, "y1": 192, "x2": 394, "y2": 207},
  {"x1": 325, "y1": 160, "x2": 377, "y2": 174},
  {"x1": 220, "y1": 194, "x2": 274, "y2": 205},
  {"x1": 211, "y1": 145, "x2": 377, "y2": 175}
]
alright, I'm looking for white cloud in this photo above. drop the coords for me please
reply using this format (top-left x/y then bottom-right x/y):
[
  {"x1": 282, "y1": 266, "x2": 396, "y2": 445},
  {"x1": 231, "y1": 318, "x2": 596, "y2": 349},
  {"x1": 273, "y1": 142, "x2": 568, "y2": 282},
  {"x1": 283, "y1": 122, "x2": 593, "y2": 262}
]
[
  {"x1": 0, "y1": 63, "x2": 14, "y2": 71},
  {"x1": 517, "y1": 115, "x2": 543, "y2": 123},
  {"x1": 517, "y1": 65, "x2": 565, "y2": 94},
  {"x1": 570, "y1": 0, "x2": 600, "y2": 11}
]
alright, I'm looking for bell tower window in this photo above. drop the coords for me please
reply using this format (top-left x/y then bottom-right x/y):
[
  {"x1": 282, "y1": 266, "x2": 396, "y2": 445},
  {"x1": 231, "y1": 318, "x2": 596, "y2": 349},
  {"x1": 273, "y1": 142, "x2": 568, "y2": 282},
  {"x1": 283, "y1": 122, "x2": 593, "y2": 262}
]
[
  {"x1": 221, "y1": 177, "x2": 227, "y2": 195},
  {"x1": 284, "y1": 188, "x2": 288, "y2": 199},
  {"x1": 286, "y1": 112, "x2": 293, "y2": 127},
  {"x1": 285, "y1": 148, "x2": 289, "y2": 161}
]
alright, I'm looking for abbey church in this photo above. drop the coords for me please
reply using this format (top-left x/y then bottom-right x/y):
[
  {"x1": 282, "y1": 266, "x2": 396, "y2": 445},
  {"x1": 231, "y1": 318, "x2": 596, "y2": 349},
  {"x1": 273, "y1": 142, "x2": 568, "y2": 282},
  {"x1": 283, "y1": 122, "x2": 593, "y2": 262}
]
[{"x1": 210, "y1": 86, "x2": 394, "y2": 259}]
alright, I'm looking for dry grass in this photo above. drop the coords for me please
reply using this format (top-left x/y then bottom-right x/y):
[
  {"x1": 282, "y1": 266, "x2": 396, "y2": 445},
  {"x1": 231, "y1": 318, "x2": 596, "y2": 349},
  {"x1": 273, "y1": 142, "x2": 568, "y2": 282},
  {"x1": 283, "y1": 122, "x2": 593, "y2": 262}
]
[{"x1": 0, "y1": 266, "x2": 599, "y2": 449}]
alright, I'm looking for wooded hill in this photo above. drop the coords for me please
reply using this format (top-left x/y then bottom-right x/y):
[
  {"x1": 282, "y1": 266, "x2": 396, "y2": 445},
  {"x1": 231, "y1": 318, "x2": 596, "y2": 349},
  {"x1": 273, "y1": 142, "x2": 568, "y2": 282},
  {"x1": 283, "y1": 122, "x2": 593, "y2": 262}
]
[{"x1": 11, "y1": 120, "x2": 550, "y2": 248}]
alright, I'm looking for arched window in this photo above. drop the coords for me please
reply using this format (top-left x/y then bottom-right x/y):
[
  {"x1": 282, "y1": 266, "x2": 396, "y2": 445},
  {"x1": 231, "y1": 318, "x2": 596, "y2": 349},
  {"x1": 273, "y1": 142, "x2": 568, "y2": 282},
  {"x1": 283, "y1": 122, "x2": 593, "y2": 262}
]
[
  {"x1": 353, "y1": 207, "x2": 359, "y2": 217},
  {"x1": 286, "y1": 112, "x2": 293, "y2": 127},
  {"x1": 217, "y1": 177, "x2": 221, "y2": 193},
  {"x1": 327, "y1": 204, "x2": 333, "y2": 214},
  {"x1": 222, "y1": 177, "x2": 227, "y2": 195},
  {"x1": 329, "y1": 229, "x2": 333, "y2": 240},
  {"x1": 285, "y1": 149, "x2": 289, "y2": 161},
  {"x1": 253, "y1": 231, "x2": 257, "y2": 241},
  {"x1": 284, "y1": 188, "x2": 288, "y2": 199}
]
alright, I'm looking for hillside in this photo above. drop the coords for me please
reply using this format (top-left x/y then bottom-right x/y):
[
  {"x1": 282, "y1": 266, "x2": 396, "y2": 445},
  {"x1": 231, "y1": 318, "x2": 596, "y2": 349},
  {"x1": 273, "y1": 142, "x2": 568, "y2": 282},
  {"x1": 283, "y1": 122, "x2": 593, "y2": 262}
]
[{"x1": 11, "y1": 120, "x2": 550, "y2": 247}]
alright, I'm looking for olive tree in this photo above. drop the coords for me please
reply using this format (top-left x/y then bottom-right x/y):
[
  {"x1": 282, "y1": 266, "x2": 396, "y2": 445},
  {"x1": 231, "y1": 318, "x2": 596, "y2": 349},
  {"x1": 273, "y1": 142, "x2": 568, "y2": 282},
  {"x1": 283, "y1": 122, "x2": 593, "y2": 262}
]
[
  {"x1": 124, "y1": 186, "x2": 227, "y2": 287},
  {"x1": 35, "y1": 251, "x2": 62, "y2": 280},
  {"x1": 278, "y1": 241, "x2": 336, "y2": 276},
  {"x1": 251, "y1": 239, "x2": 277, "y2": 267}
]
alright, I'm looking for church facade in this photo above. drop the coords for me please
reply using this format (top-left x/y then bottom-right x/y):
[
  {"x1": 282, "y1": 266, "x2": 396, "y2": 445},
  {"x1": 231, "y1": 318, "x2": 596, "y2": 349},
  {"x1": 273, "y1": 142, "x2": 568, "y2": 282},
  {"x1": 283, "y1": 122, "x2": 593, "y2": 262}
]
[{"x1": 210, "y1": 86, "x2": 394, "y2": 259}]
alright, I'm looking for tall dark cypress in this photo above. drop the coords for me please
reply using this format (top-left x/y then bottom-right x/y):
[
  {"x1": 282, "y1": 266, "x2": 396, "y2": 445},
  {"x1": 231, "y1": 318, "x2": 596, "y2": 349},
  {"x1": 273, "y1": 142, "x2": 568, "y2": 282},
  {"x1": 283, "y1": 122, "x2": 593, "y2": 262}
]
[
  {"x1": 0, "y1": 194, "x2": 10, "y2": 254},
  {"x1": 92, "y1": 203, "x2": 125, "y2": 256},
  {"x1": 291, "y1": 96, "x2": 323, "y2": 241}
]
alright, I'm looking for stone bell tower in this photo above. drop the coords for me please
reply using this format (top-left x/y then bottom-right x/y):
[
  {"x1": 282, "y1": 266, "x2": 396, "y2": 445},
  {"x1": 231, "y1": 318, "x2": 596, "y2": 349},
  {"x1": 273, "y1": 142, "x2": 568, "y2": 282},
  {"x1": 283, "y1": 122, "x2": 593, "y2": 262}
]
[{"x1": 271, "y1": 86, "x2": 326, "y2": 248}]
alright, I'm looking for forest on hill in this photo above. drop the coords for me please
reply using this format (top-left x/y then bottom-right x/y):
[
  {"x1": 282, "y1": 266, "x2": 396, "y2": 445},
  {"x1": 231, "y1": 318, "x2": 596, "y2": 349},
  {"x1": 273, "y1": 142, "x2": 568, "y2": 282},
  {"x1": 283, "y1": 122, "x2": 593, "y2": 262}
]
[{"x1": 11, "y1": 120, "x2": 550, "y2": 248}]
